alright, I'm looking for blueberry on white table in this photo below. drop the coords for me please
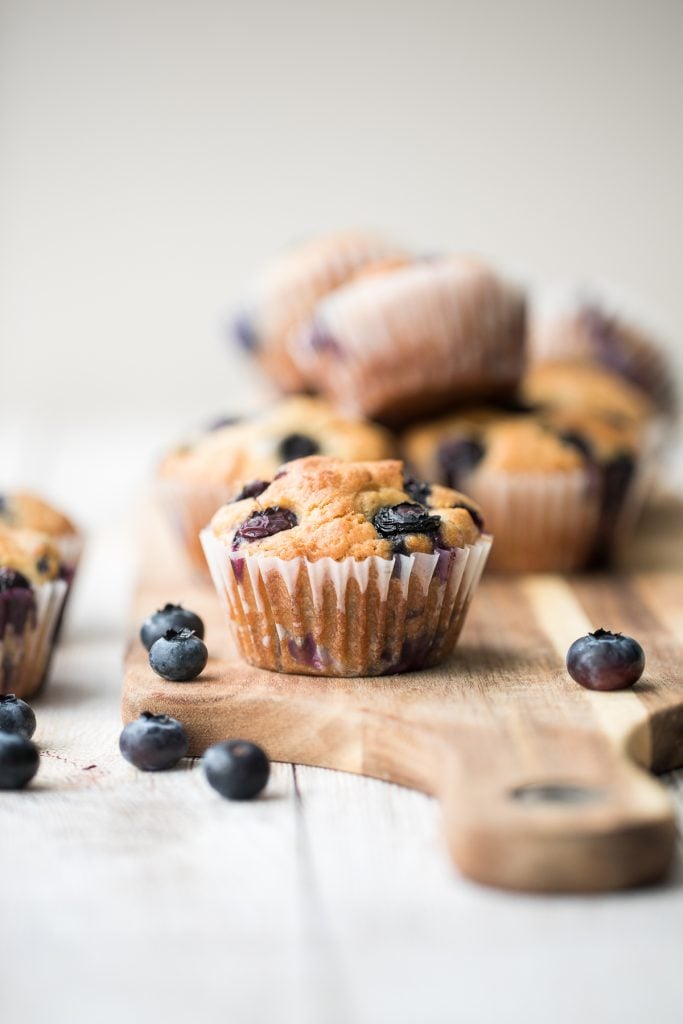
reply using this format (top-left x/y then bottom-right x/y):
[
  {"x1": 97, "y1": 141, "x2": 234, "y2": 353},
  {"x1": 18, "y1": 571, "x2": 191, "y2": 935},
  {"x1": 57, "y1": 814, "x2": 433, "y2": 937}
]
[
  {"x1": 119, "y1": 712, "x2": 189, "y2": 771},
  {"x1": 149, "y1": 628, "x2": 208, "y2": 681},
  {"x1": 566, "y1": 628, "x2": 645, "y2": 691},
  {"x1": 140, "y1": 603, "x2": 205, "y2": 651},
  {"x1": 203, "y1": 740, "x2": 270, "y2": 800},
  {"x1": 0, "y1": 694, "x2": 36, "y2": 739},
  {"x1": 0, "y1": 733, "x2": 39, "y2": 789}
]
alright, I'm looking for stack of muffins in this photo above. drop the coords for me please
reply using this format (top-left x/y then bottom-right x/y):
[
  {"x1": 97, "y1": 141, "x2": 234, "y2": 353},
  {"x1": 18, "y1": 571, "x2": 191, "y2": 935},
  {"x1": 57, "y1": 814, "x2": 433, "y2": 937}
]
[
  {"x1": 0, "y1": 492, "x2": 82, "y2": 697},
  {"x1": 157, "y1": 230, "x2": 676, "y2": 676}
]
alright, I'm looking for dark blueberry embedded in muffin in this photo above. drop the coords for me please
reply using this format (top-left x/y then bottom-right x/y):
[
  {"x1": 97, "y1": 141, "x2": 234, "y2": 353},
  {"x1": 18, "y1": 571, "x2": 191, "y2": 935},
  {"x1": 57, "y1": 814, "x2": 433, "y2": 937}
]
[
  {"x1": 149, "y1": 628, "x2": 208, "y2": 682},
  {"x1": 119, "y1": 712, "x2": 189, "y2": 771},
  {"x1": 403, "y1": 476, "x2": 432, "y2": 505},
  {"x1": 278, "y1": 433, "x2": 320, "y2": 463},
  {"x1": 373, "y1": 503, "x2": 441, "y2": 541},
  {"x1": 451, "y1": 502, "x2": 484, "y2": 531},
  {"x1": 557, "y1": 430, "x2": 593, "y2": 460},
  {"x1": 589, "y1": 452, "x2": 636, "y2": 567},
  {"x1": 566, "y1": 628, "x2": 645, "y2": 691},
  {"x1": 233, "y1": 312, "x2": 259, "y2": 352},
  {"x1": 437, "y1": 437, "x2": 485, "y2": 490},
  {"x1": 233, "y1": 480, "x2": 270, "y2": 502},
  {"x1": 232, "y1": 507, "x2": 298, "y2": 548},
  {"x1": 308, "y1": 321, "x2": 342, "y2": 356},
  {"x1": 0, "y1": 569, "x2": 32, "y2": 593},
  {"x1": 203, "y1": 739, "x2": 270, "y2": 800}
]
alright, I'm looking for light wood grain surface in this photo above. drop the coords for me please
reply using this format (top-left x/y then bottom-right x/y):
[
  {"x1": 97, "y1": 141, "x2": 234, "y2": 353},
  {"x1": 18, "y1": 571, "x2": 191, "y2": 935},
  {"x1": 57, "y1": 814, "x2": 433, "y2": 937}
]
[
  {"x1": 0, "y1": 507, "x2": 681, "y2": 1023},
  {"x1": 123, "y1": 500, "x2": 683, "y2": 893}
]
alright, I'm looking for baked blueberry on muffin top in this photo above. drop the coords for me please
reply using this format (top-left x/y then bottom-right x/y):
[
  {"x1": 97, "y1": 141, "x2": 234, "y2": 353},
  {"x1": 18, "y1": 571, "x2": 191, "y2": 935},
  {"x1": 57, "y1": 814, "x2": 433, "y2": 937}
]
[
  {"x1": 159, "y1": 397, "x2": 395, "y2": 486},
  {"x1": 209, "y1": 456, "x2": 483, "y2": 560}
]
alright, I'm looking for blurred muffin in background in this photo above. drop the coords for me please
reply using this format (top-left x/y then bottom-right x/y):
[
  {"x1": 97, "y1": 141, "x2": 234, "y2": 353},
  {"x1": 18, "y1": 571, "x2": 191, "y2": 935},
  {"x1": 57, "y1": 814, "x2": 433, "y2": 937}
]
[
  {"x1": 402, "y1": 406, "x2": 646, "y2": 572},
  {"x1": 158, "y1": 397, "x2": 395, "y2": 573},
  {"x1": 292, "y1": 255, "x2": 526, "y2": 424},
  {"x1": 521, "y1": 359, "x2": 653, "y2": 430},
  {"x1": 0, "y1": 525, "x2": 67, "y2": 698},
  {"x1": 231, "y1": 230, "x2": 409, "y2": 392},
  {"x1": 529, "y1": 291, "x2": 677, "y2": 419}
]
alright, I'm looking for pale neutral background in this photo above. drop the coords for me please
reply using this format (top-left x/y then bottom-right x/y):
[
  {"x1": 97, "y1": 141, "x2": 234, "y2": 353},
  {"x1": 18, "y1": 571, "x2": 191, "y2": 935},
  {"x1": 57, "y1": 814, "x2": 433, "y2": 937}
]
[{"x1": 2, "y1": 4, "x2": 683, "y2": 1022}]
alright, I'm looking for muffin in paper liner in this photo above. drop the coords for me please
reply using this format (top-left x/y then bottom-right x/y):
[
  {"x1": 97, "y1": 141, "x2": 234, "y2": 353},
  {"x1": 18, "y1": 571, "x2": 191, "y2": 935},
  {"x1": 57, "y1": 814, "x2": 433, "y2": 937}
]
[
  {"x1": 157, "y1": 398, "x2": 396, "y2": 575},
  {"x1": 292, "y1": 256, "x2": 526, "y2": 424},
  {"x1": 201, "y1": 529, "x2": 491, "y2": 677},
  {"x1": 402, "y1": 406, "x2": 651, "y2": 572},
  {"x1": 0, "y1": 578, "x2": 68, "y2": 698},
  {"x1": 232, "y1": 230, "x2": 410, "y2": 393},
  {"x1": 529, "y1": 290, "x2": 677, "y2": 420}
]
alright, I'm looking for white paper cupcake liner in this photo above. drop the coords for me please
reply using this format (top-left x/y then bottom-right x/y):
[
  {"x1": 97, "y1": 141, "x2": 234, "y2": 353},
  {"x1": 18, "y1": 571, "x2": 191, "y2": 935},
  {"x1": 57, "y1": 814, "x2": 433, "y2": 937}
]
[
  {"x1": 240, "y1": 232, "x2": 410, "y2": 392},
  {"x1": 157, "y1": 479, "x2": 238, "y2": 576},
  {"x1": 291, "y1": 258, "x2": 526, "y2": 420},
  {"x1": 462, "y1": 460, "x2": 650, "y2": 573},
  {"x1": 201, "y1": 529, "x2": 492, "y2": 677},
  {"x1": 0, "y1": 579, "x2": 68, "y2": 698}
]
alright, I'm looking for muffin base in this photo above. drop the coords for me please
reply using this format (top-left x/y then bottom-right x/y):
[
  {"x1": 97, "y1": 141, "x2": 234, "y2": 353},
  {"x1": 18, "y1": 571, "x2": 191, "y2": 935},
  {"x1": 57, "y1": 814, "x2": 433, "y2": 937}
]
[
  {"x1": 201, "y1": 532, "x2": 491, "y2": 677},
  {"x1": 0, "y1": 580, "x2": 68, "y2": 698}
]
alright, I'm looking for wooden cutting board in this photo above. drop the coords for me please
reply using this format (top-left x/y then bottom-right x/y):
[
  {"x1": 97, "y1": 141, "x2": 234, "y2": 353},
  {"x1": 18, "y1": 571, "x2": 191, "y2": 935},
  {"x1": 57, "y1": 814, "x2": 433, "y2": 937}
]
[{"x1": 122, "y1": 498, "x2": 683, "y2": 894}]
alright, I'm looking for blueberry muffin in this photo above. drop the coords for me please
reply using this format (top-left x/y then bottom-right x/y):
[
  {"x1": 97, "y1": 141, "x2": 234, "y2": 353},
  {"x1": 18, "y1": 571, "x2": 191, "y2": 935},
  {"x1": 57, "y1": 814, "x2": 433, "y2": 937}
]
[
  {"x1": 530, "y1": 293, "x2": 677, "y2": 418},
  {"x1": 0, "y1": 490, "x2": 82, "y2": 583},
  {"x1": 158, "y1": 397, "x2": 396, "y2": 574},
  {"x1": 201, "y1": 457, "x2": 491, "y2": 676},
  {"x1": 0, "y1": 525, "x2": 67, "y2": 698},
  {"x1": 402, "y1": 407, "x2": 644, "y2": 572},
  {"x1": 293, "y1": 255, "x2": 526, "y2": 424},
  {"x1": 521, "y1": 360, "x2": 653, "y2": 429},
  {"x1": 232, "y1": 230, "x2": 409, "y2": 392}
]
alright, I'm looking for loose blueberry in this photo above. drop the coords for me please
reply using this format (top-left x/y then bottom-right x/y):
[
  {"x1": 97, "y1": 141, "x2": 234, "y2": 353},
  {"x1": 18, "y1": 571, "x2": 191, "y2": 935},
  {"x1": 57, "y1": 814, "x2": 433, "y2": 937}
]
[
  {"x1": 0, "y1": 694, "x2": 36, "y2": 739},
  {"x1": 437, "y1": 437, "x2": 485, "y2": 490},
  {"x1": 233, "y1": 480, "x2": 270, "y2": 502},
  {"x1": 0, "y1": 732, "x2": 39, "y2": 789},
  {"x1": 203, "y1": 739, "x2": 270, "y2": 800},
  {"x1": 373, "y1": 503, "x2": 441, "y2": 539},
  {"x1": 566, "y1": 628, "x2": 645, "y2": 691},
  {"x1": 140, "y1": 603, "x2": 205, "y2": 651},
  {"x1": 0, "y1": 569, "x2": 32, "y2": 593},
  {"x1": 119, "y1": 711, "x2": 189, "y2": 771},
  {"x1": 278, "y1": 433, "x2": 319, "y2": 462},
  {"x1": 232, "y1": 506, "x2": 297, "y2": 548},
  {"x1": 149, "y1": 628, "x2": 208, "y2": 681},
  {"x1": 403, "y1": 476, "x2": 432, "y2": 505}
]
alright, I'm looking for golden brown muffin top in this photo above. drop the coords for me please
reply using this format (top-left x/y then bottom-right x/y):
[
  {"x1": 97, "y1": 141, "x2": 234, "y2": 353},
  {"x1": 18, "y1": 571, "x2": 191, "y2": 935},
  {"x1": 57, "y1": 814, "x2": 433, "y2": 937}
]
[
  {"x1": 159, "y1": 397, "x2": 395, "y2": 485},
  {"x1": 0, "y1": 491, "x2": 77, "y2": 537},
  {"x1": 0, "y1": 525, "x2": 62, "y2": 584},
  {"x1": 210, "y1": 457, "x2": 483, "y2": 560},
  {"x1": 402, "y1": 405, "x2": 640, "y2": 486},
  {"x1": 522, "y1": 360, "x2": 652, "y2": 427}
]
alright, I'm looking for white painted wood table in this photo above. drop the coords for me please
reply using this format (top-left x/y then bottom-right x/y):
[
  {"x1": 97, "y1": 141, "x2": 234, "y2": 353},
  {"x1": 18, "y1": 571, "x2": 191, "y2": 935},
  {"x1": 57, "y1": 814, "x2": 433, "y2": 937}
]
[{"x1": 1, "y1": 423, "x2": 682, "y2": 1024}]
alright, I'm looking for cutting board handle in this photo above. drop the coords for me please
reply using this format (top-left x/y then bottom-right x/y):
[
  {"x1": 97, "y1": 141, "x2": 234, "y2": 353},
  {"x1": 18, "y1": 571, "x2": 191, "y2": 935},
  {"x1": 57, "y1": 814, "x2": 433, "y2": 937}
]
[{"x1": 437, "y1": 738, "x2": 677, "y2": 892}]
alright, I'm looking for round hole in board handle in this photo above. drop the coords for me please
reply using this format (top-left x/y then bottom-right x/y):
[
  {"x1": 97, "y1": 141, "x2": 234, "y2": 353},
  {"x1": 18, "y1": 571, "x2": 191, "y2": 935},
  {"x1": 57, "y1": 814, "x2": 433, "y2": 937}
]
[{"x1": 510, "y1": 782, "x2": 606, "y2": 806}]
